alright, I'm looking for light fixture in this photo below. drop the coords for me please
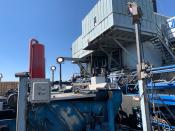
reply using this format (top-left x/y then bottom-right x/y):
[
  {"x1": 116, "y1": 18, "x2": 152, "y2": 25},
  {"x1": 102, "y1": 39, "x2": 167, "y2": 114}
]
[
  {"x1": 56, "y1": 57, "x2": 64, "y2": 88},
  {"x1": 50, "y1": 66, "x2": 56, "y2": 71},
  {"x1": 128, "y1": 3, "x2": 133, "y2": 14},
  {"x1": 56, "y1": 57, "x2": 64, "y2": 64},
  {"x1": 127, "y1": 2, "x2": 142, "y2": 24}
]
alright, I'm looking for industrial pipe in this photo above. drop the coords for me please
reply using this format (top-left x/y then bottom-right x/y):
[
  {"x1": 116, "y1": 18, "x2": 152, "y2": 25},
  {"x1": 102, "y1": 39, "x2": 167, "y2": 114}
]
[{"x1": 15, "y1": 72, "x2": 29, "y2": 131}]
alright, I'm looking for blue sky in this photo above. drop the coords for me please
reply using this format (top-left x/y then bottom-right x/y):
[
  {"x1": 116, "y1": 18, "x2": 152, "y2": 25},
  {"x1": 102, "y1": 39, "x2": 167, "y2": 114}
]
[
  {"x1": 157, "y1": 0, "x2": 175, "y2": 17},
  {"x1": 0, "y1": 0, "x2": 174, "y2": 81}
]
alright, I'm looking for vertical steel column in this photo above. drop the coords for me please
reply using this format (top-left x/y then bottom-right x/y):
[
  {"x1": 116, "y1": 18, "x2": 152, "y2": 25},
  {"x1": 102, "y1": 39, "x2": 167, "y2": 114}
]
[
  {"x1": 59, "y1": 63, "x2": 62, "y2": 89},
  {"x1": 135, "y1": 23, "x2": 142, "y2": 68},
  {"x1": 51, "y1": 70, "x2": 54, "y2": 82},
  {"x1": 50, "y1": 66, "x2": 56, "y2": 82},
  {"x1": 107, "y1": 53, "x2": 112, "y2": 71},
  {"x1": 128, "y1": 2, "x2": 152, "y2": 130},
  {"x1": 138, "y1": 80, "x2": 152, "y2": 131},
  {"x1": 135, "y1": 22, "x2": 152, "y2": 131},
  {"x1": 56, "y1": 57, "x2": 64, "y2": 89},
  {"x1": 15, "y1": 73, "x2": 29, "y2": 131}
]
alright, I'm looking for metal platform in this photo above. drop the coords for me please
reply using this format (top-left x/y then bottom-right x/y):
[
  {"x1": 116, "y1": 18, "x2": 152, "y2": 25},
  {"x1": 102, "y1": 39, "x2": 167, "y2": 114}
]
[
  {"x1": 51, "y1": 92, "x2": 95, "y2": 100},
  {"x1": 84, "y1": 26, "x2": 154, "y2": 51}
]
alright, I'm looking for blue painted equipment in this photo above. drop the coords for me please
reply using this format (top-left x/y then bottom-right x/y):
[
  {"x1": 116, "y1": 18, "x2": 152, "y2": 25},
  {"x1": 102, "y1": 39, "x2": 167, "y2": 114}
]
[
  {"x1": 147, "y1": 65, "x2": 175, "y2": 74},
  {"x1": 147, "y1": 65, "x2": 175, "y2": 106},
  {"x1": 0, "y1": 89, "x2": 122, "y2": 131},
  {"x1": 147, "y1": 82, "x2": 175, "y2": 90},
  {"x1": 150, "y1": 95, "x2": 175, "y2": 106}
]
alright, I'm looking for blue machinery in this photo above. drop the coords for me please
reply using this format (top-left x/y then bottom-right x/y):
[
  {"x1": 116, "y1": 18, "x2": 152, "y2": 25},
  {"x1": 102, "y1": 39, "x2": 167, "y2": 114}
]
[
  {"x1": 27, "y1": 93, "x2": 121, "y2": 131},
  {"x1": 0, "y1": 73, "x2": 122, "y2": 131},
  {"x1": 0, "y1": 92, "x2": 122, "y2": 131}
]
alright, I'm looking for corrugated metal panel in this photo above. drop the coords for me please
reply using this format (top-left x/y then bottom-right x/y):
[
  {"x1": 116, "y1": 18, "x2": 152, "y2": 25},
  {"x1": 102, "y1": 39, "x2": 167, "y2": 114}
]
[
  {"x1": 73, "y1": 48, "x2": 92, "y2": 58},
  {"x1": 84, "y1": 13, "x2": 114, "y2": 42},
  {"x1": 112, "y1": 0, "x2": 154, "y2": 33},
  {"x1": 154, "y1": 13, "x2": 168, "y2": 28},
  {"x1": 72, "y1": 36, "x2": 82, "y2": 56},
  {"x1": 122, "y1": 42, "x2": 162, "y2": 69},
  {"x1": 82, "y1": 0, "x2": 113, "y2": 37},
  {"x1": 72, "y1": 35, "x2": 93, "y2": 58},
  {"x1": 82, "y1": 0, "x2": 156, "y2": 40},
  {"x1": 152, "y1": 13, "x2": 168, "y2": 38},
  {"x1": 113, "y1": 0, "x2": 153, "y2": 20}
]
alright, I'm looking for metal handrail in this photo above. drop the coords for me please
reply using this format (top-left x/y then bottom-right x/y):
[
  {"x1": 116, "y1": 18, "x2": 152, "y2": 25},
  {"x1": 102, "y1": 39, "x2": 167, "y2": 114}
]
[{"x1": 155, "y1": 24, "x2": 175, "y2": 61}]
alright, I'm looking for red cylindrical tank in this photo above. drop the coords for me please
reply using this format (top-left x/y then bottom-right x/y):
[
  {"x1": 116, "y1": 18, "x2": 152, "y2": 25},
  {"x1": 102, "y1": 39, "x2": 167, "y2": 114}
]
[{"x1": 29, "y1": 39, "x2": 45, "y2": 78}]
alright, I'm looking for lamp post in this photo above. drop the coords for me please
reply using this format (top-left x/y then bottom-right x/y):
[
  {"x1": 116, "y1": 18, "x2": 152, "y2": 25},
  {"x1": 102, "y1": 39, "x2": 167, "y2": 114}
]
[
  {"x1": 128, "y1": 2, "x2": 151, "y2": 131},
  {"x1": 56, "y1": 57, "x2": 64, "y2": 89},
  {"x1": 50, "y1": 66, "x2": 56, "y2": 82},
  {"x1": 0, "y1": 73, "x2": 3, "y2": 82}
]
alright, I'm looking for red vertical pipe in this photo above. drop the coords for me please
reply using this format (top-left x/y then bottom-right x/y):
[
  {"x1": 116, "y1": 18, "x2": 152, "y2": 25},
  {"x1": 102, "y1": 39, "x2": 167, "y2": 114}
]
[{"x1": 29, "y1": 39, "x2": 45, "y2": 78}]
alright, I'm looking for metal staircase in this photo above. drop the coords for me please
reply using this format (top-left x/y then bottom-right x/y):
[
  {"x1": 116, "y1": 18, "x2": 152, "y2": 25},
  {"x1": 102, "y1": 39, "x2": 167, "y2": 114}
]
[{"x1": 150, "y1": 25, "x2": 175, "y2": 65}]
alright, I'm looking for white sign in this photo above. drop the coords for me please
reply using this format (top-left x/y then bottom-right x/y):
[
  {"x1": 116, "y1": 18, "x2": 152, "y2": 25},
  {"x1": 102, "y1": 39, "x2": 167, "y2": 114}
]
[{"x1": 168, "y1": 18, "x2": 175, "y2": 28}]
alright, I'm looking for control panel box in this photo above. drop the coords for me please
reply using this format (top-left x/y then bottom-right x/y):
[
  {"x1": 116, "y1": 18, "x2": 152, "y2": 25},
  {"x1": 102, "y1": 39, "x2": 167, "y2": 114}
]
[
  {"x1": 91, "y1": 77, "x2": 106, "y2": 84},
  {"x1": 29, "y1": 79, "x2": 51, "y2": 103}
]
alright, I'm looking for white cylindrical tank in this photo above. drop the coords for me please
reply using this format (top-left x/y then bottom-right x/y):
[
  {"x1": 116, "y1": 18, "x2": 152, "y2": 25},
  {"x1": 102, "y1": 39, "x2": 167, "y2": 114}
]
[{"x1": 166, "y1": 17, "x2": 175, "y2": 41}]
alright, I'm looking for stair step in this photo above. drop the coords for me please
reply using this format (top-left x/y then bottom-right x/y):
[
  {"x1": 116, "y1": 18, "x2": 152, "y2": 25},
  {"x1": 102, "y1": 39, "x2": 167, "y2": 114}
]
[
  {"x1": 151, "y1": 32, "x2": 175, "y2": 63},
  {"x1": 150, "y1": 37, "x2": 159, "y2": 41},
  {"x1": 153, "y1": 111, "x2": 162, "y2": 114},
  {"x1": 152, "y1": 41, "x2": 160, "y2": 44},
  {"x1": 153, "y1": 42, "x2": 161, "y2": 46}
]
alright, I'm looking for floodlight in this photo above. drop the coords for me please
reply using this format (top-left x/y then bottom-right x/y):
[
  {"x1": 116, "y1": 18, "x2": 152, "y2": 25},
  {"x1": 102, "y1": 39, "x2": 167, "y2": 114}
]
[
  {"x1": 128, "y1": 2, "x2": 138, "y2": 15},
  {"x1": 57, "y1": 57, "x2": 64, "y2": 64},
  {"x1": 50, "y1": 66, "x2": 56, "y2": 71}
]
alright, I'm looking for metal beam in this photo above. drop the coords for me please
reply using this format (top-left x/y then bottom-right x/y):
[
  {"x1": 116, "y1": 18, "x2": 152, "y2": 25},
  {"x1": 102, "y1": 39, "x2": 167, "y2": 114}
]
[
  {"x1": 56, "y1": 56, "x2": 87, "y2": 63},
  {"x1": 134, "y1": 15, "x2": 152, "y2": 131},
  {"x1": 77, "y1": 62, "x2": 91, "y2": 77},
  {"x1": 98, "y1": 46, "x2": 120, "y2": 68},
  {"x1": 112, "y1": 38, "x2": 137, "y2": 62},
  {"x1": 15, "y1": 72, "x2": 29, "y2": 131}
]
